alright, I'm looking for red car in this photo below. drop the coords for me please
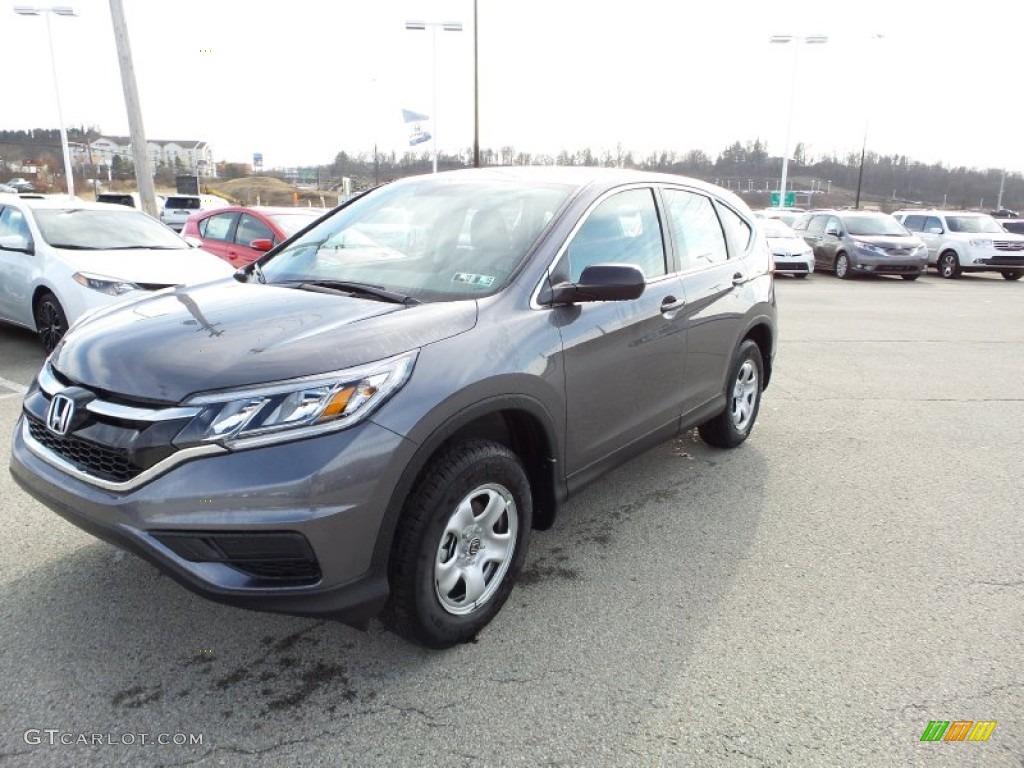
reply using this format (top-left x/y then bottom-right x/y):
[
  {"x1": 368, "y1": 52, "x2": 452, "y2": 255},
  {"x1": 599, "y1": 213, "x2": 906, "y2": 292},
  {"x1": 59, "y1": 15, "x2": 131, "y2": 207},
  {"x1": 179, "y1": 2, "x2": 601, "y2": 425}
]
[{"x1": 181, "y1": 206, "x2": 325, "y2": 267}]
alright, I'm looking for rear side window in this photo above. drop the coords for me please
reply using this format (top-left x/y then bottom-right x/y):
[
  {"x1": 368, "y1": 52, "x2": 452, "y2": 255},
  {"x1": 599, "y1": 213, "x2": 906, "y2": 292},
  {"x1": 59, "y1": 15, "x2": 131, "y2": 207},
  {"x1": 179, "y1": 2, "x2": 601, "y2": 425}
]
[
  {"x1": 198, "y1": 212, "x2": 237, "y2": 241},
  {"x1": 166, "y1": 196, "x2": 200, "y2": 210},
  {"x1": 718, "y1": 205, "x2": 752, "y2": 258},
  {"x1": 662, "y1": 189, "x2": 728, "y2": 270},
  {"x1": 807, "y1": 215, "x2": 828, "y2": 235},
  {"x1": 924, "y1": 216, "x2": 943, "y2": 232}
]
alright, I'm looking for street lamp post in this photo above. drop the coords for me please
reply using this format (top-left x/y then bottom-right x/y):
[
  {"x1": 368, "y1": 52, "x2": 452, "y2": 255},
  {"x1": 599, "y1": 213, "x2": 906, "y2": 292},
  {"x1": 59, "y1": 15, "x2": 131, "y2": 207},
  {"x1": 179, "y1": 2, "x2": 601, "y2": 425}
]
[
  {"x1": 769, "y1": 34, "x2": 828, "y2": 208},
  {"x1": 405, "y1": 19, "x2": 463, "y2": 174},
  {"x1": 14, "y1": 5, "x2": 77, "y2": 196},
  {"x1": 854, "y1": 34, "x2": 885, "y2": 209}
]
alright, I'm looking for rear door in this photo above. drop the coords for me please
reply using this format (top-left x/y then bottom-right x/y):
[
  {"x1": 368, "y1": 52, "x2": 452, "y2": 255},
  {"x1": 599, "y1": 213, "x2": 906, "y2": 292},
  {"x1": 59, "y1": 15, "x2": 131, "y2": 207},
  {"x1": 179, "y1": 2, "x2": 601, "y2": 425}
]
[
  {"x1": 555, "y1": 187, "x2": 688, "y2": 479},
  {"x1": 196, "y1": 211, "x2": 239, "y2": 263},
  {"x1": 662, "y1": 188, "x2": 749, "y2": 414}
]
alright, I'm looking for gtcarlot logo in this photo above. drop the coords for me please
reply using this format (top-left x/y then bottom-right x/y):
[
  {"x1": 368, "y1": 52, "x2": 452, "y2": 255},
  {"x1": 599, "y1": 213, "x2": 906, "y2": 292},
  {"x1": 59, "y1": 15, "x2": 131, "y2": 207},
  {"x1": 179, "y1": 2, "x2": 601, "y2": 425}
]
[{"x1": 24, "y1": 729, "x2": 204, "y2": 746}]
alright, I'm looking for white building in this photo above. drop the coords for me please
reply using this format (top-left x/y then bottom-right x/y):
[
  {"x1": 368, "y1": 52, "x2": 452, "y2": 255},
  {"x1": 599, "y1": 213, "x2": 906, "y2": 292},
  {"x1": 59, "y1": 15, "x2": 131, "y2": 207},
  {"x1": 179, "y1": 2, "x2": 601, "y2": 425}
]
[{"x1": 72, "y1": 137, "x2": 215, "y2": 176}]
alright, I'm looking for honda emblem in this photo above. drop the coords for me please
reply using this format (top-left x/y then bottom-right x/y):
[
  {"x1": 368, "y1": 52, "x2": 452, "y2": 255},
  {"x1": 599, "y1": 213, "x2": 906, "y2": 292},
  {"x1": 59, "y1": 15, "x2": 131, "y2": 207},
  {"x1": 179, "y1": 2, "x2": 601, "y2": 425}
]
[{"x1": 46, "y1": 394, "x2": 75, "y2": 436}]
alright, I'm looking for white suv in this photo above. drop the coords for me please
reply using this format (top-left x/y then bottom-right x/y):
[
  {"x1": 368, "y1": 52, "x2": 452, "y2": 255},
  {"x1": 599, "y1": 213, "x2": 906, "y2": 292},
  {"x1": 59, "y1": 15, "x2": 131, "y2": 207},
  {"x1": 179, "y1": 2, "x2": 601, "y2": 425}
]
[{"x1": 893, "y1": 210, "x2": 1024, "y2": 281}]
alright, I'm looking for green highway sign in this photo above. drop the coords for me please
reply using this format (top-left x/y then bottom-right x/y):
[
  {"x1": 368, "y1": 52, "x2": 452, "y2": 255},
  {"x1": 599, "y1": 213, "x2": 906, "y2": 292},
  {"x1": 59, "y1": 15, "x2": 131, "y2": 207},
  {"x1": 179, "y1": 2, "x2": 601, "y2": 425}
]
[{"x1": 771, "y1": 192, "x2": 796, "y2": 206}]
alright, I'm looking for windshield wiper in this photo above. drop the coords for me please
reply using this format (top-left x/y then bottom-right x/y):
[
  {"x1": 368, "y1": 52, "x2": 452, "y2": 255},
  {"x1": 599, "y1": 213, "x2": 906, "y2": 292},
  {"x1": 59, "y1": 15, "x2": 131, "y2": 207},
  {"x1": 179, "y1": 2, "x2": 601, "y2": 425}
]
[
  {"x1": 49, "y1": 244, "x2": 104, "y2": 250},
  {"x1": 281, "y1": 279, "x2": 419, "y2": 305},
  {"x1": 104, "y1": 245, "x2": 185, "y2": 250}
]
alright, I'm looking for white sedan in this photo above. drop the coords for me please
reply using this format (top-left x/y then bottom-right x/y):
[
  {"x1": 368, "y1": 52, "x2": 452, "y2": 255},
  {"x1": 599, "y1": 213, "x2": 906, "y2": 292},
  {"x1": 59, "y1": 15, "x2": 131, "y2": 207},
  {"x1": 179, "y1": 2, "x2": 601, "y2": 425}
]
[
  {"x1": 759, "y1": 217, "x2": 815, "y2": 278},
  {"x1": 0, "y1": 196, "x2": 234, "y2": 351}
]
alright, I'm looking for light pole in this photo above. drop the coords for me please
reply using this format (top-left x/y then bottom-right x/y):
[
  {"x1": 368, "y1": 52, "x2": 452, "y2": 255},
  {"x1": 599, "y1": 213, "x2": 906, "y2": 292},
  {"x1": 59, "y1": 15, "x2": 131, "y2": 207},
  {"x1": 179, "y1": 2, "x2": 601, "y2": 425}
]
[
  {"x1": 854, "y1": 34, "x2": 885, "y2": 209},
  {"x1": 405, "y1": 19, "x2": 463, "y2": 174},
  {"x1": 15, "y1": 5, "x2": 77, "y2": 196},
  {"x1": 769, "y1": 34, "x2": 828, "y2": 208}
]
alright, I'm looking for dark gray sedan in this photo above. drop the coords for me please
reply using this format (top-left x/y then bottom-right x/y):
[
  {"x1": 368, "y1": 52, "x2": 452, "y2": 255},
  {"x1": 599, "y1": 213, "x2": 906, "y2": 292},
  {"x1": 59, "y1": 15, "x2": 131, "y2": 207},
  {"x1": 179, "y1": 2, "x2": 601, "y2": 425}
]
[{"x1": 10, "y1": 167, "x2": 777, "y2": 648}]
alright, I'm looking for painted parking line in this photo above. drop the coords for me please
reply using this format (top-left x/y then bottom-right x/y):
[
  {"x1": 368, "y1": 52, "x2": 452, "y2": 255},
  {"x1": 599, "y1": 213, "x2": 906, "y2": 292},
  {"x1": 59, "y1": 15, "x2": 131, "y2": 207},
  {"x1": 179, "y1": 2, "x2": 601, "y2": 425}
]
[{"x1": 0, "y1": 375, "x2": 28, "y2": 397}]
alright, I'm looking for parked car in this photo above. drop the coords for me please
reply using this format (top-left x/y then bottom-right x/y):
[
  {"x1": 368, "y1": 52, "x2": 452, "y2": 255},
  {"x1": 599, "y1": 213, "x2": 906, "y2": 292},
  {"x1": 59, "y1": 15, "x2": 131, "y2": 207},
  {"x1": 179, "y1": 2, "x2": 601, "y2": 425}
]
[
  {"x1": 0, "y1": 183, "x2": 19, "y2": 195},
  {"x1": 892, "y1": 210, "x2": 1024, "y2": 280},
  {"x1": 95, "y1": 191, "x2": 167, "y2": 215},
  {"x1": 0, "y1": 197, "x2": 234, "y2": 351},
  {"x1": 754, "y1": 208, "x2": 803, "y2": 227},
  {"x1": 998, "y1": 218, "x2": 1024, "y2": 236},
  {"x1": 758, "y1": 217, "x2": 813, "y2": 277},
  {"x1": 182, "y1": 205, "x2": 325, "y2": 267},
  {"x1": 9, "y1": 167, "x2": 777, "y2": 649},
  {"x1": 160, "y1": 194, "x2": 230, "y2": 232},
  {"x1": 791, "y1": 209, "x2": 928, "y2": 280},
  {"x1": 6, "y1": 177, "x2": 34, "y2": 192}
]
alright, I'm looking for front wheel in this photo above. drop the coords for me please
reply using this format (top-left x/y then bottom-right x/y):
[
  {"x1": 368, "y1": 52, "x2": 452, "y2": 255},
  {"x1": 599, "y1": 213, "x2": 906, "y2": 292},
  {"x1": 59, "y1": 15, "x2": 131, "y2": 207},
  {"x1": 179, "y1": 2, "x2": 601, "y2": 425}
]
[
  {"x1": 384, "y1": 439, "x2": 532, "y2": 648},
  {"x1": 938, "y1": 251, "x2": 961, "y2": 279},
  {"x1": 835, "y1": 253, "x2": 852, "y2": 280},
  {"x1": 35, "y1": 291, "x2": 69, "y2": 354},
  {"x1": 698, "y1": 339, "x2": 764, "y2": 449},
  {"x1": 1001, "y1": 270, "x2": 1023, "y2": 281}
]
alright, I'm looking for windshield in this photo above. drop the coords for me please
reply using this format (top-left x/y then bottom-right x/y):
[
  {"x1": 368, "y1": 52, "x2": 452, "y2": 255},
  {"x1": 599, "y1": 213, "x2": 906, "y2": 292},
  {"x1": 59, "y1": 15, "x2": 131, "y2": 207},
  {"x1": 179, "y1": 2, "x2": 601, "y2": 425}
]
[
  {"x1": 843, "y1": 214, "x2": 908, "y2": 237},
  {"x1": 269, "y1": 212, "x2": 323, "y2": 237},
  {"x1": 946, "y1": 215, "x2": 1005, "y2": 234},
  {"x1": 760, "y1": 219, "x2": 798, "y2": 238},
  {"x1": 33, "y1": 208, "x2": 189, "y2": 250},
  {"x1": 260, "y1": 177, "x2": 574, "y2": 301}
]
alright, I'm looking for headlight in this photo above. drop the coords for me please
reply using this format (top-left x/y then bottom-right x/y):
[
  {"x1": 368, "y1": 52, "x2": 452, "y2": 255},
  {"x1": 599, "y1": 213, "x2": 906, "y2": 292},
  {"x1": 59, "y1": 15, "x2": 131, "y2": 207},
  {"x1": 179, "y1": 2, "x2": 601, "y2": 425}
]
[
  {"x1": 915, "y1": 244, "x2": 929, "y2": 255},
  {"x1": 968, "y1": 238, "x2": 993, "y2": 248},
  {"x1": 72, "y1": 271, "x2": 142, "y2": 296},
  {"x1": 852, "y1": 240, "x2": 886, "y2": 256},
  {"x1": 176, "y1": 351, "x2": 417, "y2": 449}
]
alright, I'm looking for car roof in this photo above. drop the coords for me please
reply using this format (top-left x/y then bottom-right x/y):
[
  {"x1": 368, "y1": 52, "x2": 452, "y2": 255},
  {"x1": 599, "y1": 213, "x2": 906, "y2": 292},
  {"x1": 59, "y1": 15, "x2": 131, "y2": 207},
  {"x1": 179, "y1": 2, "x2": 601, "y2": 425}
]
[{"x1": 893, "y1": 209, "x2": 989, "y2": 216}]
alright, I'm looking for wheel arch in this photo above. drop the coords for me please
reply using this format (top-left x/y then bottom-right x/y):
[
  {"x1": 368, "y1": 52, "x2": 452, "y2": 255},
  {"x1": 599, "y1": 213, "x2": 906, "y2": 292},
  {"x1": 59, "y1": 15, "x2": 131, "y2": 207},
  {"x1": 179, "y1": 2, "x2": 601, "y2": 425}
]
[
  {"x1": 742, "y1": 321, "x2": 774, "y2": 389},
  {"x1": 370, "y1": 396, "x2": 563, "y2": 584}
]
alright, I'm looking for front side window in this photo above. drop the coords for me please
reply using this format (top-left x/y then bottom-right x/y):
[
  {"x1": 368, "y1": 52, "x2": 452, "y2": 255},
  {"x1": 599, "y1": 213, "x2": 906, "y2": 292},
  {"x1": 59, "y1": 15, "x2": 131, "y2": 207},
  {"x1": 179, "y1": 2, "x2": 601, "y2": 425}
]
[
  {"x1": 236, "y1": 213, "x2": 274, "y2": 246},
  {"x1": 807, "y1": 215, "x2": 828, "y2": 235},
  {"x1": 566, "y1": 188, "x2": 666, "y2": 281},
  {"x1": 924, "y1": 216, "x2": 943, "y2": 232},
  {"x1": 662, "y1": 189, "x2": 728, "y2": 270},
  {"x1": 0, "y1": 206, "x2": 31, "y2": 241},
  {"x1": 903, "y1": 215, "x2": 926, "y2": 231}
]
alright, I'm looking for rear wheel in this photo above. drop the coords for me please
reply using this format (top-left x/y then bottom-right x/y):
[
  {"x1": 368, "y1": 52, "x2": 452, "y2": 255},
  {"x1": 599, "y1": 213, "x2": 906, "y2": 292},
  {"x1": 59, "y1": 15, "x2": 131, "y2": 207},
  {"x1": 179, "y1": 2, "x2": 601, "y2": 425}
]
[
  {"x1": 1001, "y1": 270, "x2": 1023, "y2": 281},
  {"x1": 698, "y1": 339, "x2": 764, "y2": 449},
  {"x1": 834, "y1": 253, "x2": 852, "y2": 280},
  {"x1": 938, "y1": 251, "x2": 961, "y2": 279},
  {"x1": 384, "y1": 439, "x2": 532, "y2": 648},
  {"x1": 34, "y1": 291, "x2": 69, "y2": 354}
]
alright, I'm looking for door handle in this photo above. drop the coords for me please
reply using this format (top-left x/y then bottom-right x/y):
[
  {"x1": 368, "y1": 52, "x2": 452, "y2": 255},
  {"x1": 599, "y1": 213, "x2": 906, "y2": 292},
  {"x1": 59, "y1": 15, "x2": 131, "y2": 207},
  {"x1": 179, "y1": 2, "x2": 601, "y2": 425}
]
[{"x1": 660, "y1": 296, "x2": 685, "y2": 312}]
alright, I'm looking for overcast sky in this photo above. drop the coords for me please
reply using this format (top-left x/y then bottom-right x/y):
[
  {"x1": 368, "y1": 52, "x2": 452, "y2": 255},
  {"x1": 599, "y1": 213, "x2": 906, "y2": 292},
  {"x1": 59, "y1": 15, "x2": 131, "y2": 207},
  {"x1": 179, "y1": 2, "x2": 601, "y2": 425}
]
[{"x1": 6, "y1": 0, "x2": 1022, "y2": 173}]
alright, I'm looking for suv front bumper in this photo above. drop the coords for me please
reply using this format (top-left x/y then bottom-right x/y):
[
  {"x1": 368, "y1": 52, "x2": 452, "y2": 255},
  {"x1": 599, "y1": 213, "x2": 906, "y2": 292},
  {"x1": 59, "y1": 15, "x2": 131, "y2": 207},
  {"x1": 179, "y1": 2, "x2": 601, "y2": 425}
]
[{"x1": 9, "y1": 414, "x2": 416, "y2": 627}]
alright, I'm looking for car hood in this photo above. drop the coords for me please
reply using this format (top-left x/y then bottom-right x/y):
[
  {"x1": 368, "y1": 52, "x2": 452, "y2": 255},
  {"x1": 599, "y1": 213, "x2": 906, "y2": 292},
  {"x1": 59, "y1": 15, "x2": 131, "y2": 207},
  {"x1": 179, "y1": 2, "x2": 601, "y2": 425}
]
[
  {"x1": 51, "y1": 281, "x2": 479, "y2": 403},
  {"x1": 766, "y1": 235, "x2": 809, "y2": 251},
  {"x1": 849, "y1": 235, "x2": 922, "y2": 248},
  {"x1": 56, "y1": 247, "x2": 234, "y2": 286}
]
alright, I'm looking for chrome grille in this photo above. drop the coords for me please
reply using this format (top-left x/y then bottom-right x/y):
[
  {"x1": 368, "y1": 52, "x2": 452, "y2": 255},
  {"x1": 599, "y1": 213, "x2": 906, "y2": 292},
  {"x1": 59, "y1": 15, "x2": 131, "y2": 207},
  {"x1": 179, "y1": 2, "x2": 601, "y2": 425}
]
[{"x1": 993, "y1": 240, "x2": 1024, "y2": 252}]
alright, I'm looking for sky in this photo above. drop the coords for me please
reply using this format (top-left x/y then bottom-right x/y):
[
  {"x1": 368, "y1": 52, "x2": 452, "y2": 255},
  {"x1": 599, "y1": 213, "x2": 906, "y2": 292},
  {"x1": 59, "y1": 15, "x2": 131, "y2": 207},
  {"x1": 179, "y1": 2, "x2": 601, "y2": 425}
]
[{"x1": 5, "y1": 0, "x2": 1023, "y2": 174}]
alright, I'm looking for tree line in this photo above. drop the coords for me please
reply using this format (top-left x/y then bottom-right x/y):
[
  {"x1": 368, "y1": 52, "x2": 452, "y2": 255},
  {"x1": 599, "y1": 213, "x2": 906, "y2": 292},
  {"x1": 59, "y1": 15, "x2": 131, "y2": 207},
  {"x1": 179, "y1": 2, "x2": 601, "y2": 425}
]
[{"x1": 4, "y1": 129, "x2": 1021, "y2": 211}]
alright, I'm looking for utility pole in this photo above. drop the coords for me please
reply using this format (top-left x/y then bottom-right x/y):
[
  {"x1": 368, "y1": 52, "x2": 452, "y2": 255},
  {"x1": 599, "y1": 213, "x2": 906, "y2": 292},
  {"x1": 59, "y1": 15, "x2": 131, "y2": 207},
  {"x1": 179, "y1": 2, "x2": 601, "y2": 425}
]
[
  {"x1": 997, "y1": 171, "x2": 1006, "y2": 210},
  {"x1": 108, "y1": 0, "x2": 158, "y2": 218}
]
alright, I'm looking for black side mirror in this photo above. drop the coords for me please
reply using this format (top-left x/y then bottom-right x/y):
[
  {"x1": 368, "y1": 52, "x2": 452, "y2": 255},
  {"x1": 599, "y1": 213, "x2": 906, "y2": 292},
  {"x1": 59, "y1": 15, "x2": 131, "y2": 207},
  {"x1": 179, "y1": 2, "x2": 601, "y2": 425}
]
[{"x1": 548, "y1": 263, "x2": 646, "y2": 305}]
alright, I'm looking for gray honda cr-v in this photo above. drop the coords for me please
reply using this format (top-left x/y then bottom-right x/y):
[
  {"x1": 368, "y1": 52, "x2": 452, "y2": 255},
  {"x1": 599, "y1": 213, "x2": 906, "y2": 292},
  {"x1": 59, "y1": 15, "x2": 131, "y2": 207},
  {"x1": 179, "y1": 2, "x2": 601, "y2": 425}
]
[{"x1": 10, "y1": 167, "x2": 777, "y2": 648}]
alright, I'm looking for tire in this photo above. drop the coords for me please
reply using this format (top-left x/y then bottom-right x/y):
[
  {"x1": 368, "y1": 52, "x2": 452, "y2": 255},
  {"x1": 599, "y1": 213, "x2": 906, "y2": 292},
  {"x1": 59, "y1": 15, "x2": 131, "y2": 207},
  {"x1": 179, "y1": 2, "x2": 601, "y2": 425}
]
[
  {"x1": 834, "y1": 253, "x2": 852, "y2": 280},
  {"x1": 901, "y1": 274, "x2": 920, "y2": 281},
  {"x1": 938, "y1": 251, "x2": 961, "y2": 279},
  {"x1": 698, "y1": 339, "x2": 764, "y2": 449},
  {"x1": 384, "y1": 439, "x2": 532, "y2": 648},
  {"x1": 1001, "y1": 270, "x2": 1023, "y2": 281},
  {"x1": 35, "y1": 291, "x2": 69, "y2": 354}
]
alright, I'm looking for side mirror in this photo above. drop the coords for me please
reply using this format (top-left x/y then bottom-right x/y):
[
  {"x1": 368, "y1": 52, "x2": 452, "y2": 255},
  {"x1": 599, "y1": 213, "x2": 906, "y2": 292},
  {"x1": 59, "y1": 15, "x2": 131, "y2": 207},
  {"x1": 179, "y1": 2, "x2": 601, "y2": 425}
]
[
  {"x1": 183, "y1": 235, "x2": 204, "y2": 248},
  {"x1": 0, "y1": 234, "x2": 33, "y2": 254},
  {"x1": 548, "y1": 264, "x2": 646, "y2": 304},
  {"x1": 927, "y1": 226, "x2": 943, "y2": 234},
  {"x1": 250, "y1": 238, "x2": 274, "y2": 252},
  {"x1": 825, "y1": 227, "x2": 841, "y2": 237}
]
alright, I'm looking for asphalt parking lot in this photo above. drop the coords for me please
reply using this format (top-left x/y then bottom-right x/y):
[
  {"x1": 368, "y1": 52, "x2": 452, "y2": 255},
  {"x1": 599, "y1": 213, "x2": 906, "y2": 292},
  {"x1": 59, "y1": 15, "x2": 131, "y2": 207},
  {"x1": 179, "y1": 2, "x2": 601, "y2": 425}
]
[{"x1": 0, "y1": 272, "x2": 1021, "y2": 767}]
